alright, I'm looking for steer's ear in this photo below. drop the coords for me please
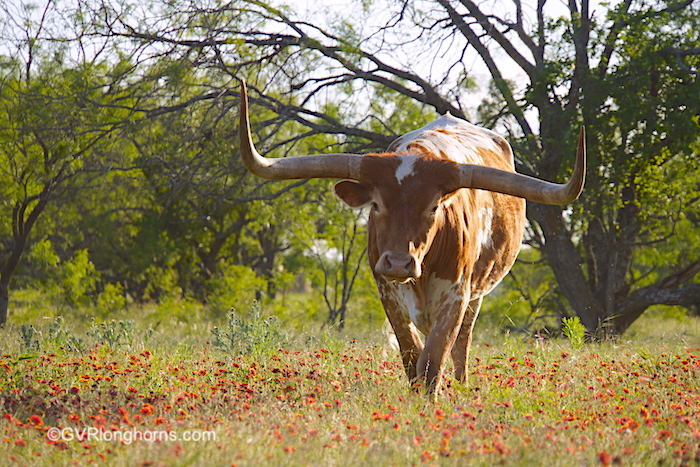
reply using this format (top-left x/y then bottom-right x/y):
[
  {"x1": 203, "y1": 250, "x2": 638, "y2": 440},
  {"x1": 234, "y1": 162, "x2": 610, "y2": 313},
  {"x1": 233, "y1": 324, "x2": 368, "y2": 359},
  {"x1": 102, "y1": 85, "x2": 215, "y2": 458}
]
[{"x1": 334, "y1": 180, "x2": 371, "y2": 208}]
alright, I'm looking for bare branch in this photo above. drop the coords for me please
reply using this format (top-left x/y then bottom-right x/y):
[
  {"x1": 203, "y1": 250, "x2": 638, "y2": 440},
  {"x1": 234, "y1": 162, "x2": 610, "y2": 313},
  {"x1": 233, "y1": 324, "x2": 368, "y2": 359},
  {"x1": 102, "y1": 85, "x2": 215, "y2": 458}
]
[
  {"x1": 657, "y1": 47, "x2": 700, "y2": 75},
  {"x1": 435, "y1": 0, "x2": 535, "y2": 139},
  {"x1": 456, "y1": 0, "x2": 537, "y2": 78}
]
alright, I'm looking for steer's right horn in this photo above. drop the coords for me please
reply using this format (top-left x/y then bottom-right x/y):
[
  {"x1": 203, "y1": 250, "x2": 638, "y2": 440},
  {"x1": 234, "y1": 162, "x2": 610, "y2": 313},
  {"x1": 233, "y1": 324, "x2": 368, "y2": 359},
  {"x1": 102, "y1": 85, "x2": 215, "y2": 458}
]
[
  {"x1": 457, "y1": 127, "x2": 586, "y2": 205},
  {"x1": 239, "y1": 81, "x2": 363, "y2": 180}
]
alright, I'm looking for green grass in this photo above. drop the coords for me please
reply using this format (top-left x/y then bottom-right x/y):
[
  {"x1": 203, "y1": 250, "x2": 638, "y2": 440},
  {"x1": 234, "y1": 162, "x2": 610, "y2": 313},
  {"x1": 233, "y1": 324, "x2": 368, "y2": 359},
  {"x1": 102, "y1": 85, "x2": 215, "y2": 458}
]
[{"x1": 1, "y1": 302, "x2": 699, "y2": 466}]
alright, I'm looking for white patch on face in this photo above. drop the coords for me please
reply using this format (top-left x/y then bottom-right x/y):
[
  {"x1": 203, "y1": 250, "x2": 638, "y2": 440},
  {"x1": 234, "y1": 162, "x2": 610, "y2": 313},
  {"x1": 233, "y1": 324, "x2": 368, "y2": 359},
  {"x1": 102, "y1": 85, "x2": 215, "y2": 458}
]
[
  {"x1": 476, "y1": 206, "x2": 494, "y2": 250},
  {"x1": 394, "y1": 155, "x2": 418, "y2": 185}
]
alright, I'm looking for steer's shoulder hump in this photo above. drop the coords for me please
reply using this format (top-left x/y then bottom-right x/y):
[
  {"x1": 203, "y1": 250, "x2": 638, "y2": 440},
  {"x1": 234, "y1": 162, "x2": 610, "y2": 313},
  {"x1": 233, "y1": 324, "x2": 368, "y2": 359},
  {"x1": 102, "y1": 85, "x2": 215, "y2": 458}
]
[{"x1": 387, "y1": 114, "x2": 512, "y2": 167}]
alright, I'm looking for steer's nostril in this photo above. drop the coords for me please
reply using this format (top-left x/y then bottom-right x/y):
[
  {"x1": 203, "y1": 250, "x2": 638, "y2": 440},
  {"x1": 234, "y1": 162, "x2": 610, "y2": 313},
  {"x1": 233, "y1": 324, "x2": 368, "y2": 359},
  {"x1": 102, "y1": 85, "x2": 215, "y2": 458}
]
[
  {"x1": 404, "y1": 257, "x2": 416, "y2": 274},
  {"x1": 383, "y1": 255, "x2": 394, "y2": 270}
]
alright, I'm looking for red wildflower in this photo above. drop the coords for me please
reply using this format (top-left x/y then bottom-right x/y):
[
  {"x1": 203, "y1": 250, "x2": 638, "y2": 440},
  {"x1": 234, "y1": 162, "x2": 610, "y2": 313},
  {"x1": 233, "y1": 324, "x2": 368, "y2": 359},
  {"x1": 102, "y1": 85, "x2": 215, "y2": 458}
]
[
  {"x1": 29, "y1": 414, "x2": 43, "y2": 427},
  {"x1": 118, "y1": 407, "x2": 132, "y2": 425},
  {"x1": 141, "y1": 403, "x2": 154, "y2": 416}
]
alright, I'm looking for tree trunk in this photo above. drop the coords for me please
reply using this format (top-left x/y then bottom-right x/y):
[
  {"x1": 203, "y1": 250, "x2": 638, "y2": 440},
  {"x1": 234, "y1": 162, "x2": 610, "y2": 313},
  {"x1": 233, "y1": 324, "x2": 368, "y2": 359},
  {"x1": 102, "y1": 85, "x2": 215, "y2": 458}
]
[
  {"x1": 612, "y1": 261, "x2": 700, "y2": 335},
  {"x1": 527, "y1": 202, "x2": 605, "y2": 334},
  {"x1": 0, "y1": 191, "x2": 52, "y2": 326},
  {"x1": 528, "y1": 199, "x2": 700, "y2": 338},
  {"x1": 0, "y1": 283, "x2": 8, "y2": 327},
  {"x1": 530, "y1": 199, "x2": 700, "y2": 337},
  {"x1": 0, "y1": 238, "x2": 30, "y2": 327}
]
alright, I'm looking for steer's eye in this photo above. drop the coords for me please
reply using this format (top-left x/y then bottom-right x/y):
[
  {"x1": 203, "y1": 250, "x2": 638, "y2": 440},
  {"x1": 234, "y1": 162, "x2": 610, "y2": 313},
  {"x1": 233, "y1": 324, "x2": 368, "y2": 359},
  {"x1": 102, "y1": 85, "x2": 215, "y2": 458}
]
[{"x1": 370, "y1": 202, "x2": 379, "y2": 212}]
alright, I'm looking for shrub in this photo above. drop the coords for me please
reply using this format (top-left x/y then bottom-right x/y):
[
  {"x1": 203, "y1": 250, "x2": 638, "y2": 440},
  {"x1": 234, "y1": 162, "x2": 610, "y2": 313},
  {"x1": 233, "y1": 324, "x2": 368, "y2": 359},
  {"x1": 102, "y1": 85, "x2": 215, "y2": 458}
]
[
  {"x1": 211, "y1": 301, "x2": 285, "y2": 356},
  {"x1": 562, "y1": 316, "x2": 587, "y2": 348}
]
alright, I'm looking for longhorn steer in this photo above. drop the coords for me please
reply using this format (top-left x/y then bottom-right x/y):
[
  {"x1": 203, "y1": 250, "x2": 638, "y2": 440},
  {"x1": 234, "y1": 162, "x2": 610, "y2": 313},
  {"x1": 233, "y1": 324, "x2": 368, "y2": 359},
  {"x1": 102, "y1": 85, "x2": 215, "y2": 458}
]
[{"x1": 238, "y1": 82, "x2": 585, "y2": 400}]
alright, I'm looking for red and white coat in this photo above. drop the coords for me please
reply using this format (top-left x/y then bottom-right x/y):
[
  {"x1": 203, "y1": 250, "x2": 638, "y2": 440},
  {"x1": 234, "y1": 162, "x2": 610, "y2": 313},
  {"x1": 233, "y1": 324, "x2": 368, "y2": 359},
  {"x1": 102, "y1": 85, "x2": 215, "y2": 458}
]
[{"x1": 334, "y1": 115, "x2": 526, "y2": 396}]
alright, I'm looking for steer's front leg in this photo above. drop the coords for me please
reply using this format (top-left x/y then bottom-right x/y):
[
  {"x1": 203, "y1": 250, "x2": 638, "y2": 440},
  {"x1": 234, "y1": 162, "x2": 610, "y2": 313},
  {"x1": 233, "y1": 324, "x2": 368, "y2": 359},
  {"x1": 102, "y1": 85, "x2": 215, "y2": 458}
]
[
  {"x1": 377, "y1": 280, "x2": 424, "y2": 382},
  {"x1": 416, "y1": 297, "x2": 468, "y2": 400}
]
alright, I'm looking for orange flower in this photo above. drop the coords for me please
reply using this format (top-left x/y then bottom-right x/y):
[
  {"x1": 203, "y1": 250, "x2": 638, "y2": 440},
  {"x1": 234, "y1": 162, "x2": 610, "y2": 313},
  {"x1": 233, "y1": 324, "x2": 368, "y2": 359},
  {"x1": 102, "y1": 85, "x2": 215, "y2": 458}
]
[{"x1": 29, "y1": 414, "x2": 43, "y2": 427}]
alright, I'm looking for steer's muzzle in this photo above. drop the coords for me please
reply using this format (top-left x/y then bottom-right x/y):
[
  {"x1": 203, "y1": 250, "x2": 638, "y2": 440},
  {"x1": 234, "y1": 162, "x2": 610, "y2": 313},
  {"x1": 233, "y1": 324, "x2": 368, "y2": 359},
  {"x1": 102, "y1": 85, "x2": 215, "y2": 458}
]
[{"x1": 375, "y1": 252, "x2": 420, "y2": 282}]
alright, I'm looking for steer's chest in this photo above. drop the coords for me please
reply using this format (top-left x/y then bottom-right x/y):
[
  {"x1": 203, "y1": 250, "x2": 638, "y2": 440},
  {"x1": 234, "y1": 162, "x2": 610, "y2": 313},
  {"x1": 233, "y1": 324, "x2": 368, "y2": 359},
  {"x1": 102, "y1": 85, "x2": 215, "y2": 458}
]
[{"x1": 382, "y1": 274, "x2": 465, "y2": 336}]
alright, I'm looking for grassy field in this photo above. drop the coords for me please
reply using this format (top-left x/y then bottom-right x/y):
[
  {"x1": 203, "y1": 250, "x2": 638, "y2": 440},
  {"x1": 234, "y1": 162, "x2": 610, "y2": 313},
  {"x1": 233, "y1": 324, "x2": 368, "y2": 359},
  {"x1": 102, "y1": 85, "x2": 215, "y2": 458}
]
[{"x1": 1, "y1": 303, "x2": 699, "y2": 466}]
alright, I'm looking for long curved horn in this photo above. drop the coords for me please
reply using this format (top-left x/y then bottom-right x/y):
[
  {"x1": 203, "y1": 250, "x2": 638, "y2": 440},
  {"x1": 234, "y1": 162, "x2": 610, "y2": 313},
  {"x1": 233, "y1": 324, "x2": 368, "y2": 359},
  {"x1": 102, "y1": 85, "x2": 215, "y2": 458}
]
[
  {"x1": 239, "y1": 81, "x2": 363, "y2": 180},
  {"x1": 458, "y1": 127, "x2": 586, "y2": 205}
]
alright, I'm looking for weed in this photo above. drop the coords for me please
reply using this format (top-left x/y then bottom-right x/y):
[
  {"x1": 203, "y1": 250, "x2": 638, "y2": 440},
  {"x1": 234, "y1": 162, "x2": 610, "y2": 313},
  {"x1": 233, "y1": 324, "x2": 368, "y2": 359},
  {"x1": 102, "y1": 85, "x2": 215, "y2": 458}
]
[
  {"x1": 562, "y1": 316, "x2": 586, "y2": 348},
  {"x1": 46, "y1": 316, "x2": 86, "y2": 352},
  {"x1": 18, "y1": 324, "x2": 40, "y2": 352},
  {"x1": 211, "y1": 301, "x2": 284, "y2": 355},
  {"x1": 87, "y1": 318, "x2": 134, "y2": 349}
]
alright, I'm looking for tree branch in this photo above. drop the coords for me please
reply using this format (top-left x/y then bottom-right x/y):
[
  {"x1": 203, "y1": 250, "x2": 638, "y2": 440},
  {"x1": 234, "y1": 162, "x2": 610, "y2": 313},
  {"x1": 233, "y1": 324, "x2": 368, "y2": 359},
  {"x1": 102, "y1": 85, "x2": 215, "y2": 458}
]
[
  {"x1": 435, "y1": 0, "x2": 535, "y2": 139},
  {"x1": 657, "y1": 47, "x2": 700, "y2": 75}
]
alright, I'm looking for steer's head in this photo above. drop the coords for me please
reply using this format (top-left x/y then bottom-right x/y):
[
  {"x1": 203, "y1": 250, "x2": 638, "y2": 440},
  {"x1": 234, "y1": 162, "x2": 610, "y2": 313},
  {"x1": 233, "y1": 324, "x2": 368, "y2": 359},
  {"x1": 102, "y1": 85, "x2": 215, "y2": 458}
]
[
  {"x1": 238, "y1": 81, "x2": 586, "y2": 282},
  {"x1": 334, "y1": 155, "x2": 459, "y2": 282}
]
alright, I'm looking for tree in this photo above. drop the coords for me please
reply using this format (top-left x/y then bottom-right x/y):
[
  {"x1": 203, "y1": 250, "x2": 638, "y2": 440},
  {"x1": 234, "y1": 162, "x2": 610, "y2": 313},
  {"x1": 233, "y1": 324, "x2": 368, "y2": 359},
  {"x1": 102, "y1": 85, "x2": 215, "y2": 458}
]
[
  {"x1": 0, "y1": 0, "x2": 147, "y2": 325},
  {"x1": 67, "y1": 0, "x2": 700, "y2": 336},
  {"x1": 214, "y1": 0, "x2": 700, "y2": 338},
  {"x1": 288, "y1": 188, "x2": 368, "y2": 329}
]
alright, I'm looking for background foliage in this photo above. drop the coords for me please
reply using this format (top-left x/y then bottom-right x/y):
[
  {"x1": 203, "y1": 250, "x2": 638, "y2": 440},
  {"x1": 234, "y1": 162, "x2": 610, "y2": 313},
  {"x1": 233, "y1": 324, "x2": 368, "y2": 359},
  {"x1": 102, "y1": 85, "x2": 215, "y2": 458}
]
[{"x1": 0, "y1": 0, "x2": 697, "y2": 337}]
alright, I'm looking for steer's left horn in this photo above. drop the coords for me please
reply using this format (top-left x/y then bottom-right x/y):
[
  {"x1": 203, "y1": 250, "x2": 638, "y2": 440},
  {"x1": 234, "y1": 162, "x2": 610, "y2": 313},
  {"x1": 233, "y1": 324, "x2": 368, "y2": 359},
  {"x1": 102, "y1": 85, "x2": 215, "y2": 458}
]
[
  {"x1": 458, "y1": 127, "x2": 586, "y2": 205},
  {"x1": 239, "y1": 81, "x2": 363, "y2": 180}
]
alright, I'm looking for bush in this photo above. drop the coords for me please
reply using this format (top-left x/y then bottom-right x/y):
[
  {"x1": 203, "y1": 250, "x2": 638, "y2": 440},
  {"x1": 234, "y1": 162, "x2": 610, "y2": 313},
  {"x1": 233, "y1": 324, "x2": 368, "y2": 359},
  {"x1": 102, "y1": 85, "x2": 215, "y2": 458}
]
[
  {"x1": 211, "y1": 301, "x2": 285, "y2": 356},
  {"x1": 96, "y1": 282, "x2": 126, "y2": 315}
]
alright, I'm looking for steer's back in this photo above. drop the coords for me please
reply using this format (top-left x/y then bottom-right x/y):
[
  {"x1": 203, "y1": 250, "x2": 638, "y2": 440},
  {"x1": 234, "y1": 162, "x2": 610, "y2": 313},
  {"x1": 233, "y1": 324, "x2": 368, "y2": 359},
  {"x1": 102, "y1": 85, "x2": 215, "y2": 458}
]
[{"x1": 388, "y1": 114, "x2": 517, "y2": 172}]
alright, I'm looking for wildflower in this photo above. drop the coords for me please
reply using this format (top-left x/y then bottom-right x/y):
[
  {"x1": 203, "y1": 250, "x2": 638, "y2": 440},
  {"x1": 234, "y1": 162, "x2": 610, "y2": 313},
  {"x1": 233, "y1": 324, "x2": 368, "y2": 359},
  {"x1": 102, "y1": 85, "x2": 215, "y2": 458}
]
[{"x1": 29, "y1": 414, "x2": 43, "y2": 427}]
